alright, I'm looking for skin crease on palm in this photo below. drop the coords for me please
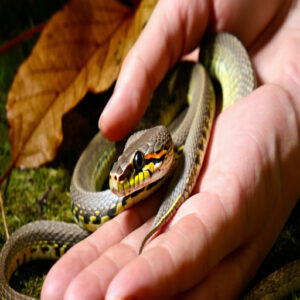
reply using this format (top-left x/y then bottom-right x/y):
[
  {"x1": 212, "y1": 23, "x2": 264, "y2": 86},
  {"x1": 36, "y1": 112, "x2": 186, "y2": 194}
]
[{"x1": 41, "y1": 0, "x2": 300, "y2": 299}]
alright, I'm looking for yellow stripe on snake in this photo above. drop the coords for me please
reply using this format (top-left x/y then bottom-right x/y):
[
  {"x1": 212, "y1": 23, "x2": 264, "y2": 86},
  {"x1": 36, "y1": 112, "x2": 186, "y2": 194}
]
[{"x1": 0, "y1": 32, "x2": 299, "y2": 299}]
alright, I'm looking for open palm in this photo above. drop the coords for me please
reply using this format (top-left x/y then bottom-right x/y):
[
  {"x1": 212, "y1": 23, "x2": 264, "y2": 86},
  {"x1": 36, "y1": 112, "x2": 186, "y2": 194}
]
[{"x1": 42, "y1": 0, "x2": 300, "y2": 299}]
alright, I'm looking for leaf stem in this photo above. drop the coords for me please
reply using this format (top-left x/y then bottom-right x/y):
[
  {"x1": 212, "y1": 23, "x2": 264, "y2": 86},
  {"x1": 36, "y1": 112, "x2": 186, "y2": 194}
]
[
  {"x1": 0, "y1": 163, "x2": 13, "y2": 186},
  {"x1": 0, "y1": 22, "x2": 46, "y2": 56}
]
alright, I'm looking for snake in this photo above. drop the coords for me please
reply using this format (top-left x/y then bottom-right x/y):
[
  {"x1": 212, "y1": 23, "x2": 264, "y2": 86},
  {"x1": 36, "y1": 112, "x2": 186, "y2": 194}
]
[{"x1": 0, "y1": 32, "x2": 298, "y2": 299}]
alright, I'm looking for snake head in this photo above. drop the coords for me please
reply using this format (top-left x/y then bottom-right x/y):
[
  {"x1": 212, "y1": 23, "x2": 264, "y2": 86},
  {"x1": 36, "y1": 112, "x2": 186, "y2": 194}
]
[{"x1": 109, "y1": 126, "x2": 174, "y2": 196}]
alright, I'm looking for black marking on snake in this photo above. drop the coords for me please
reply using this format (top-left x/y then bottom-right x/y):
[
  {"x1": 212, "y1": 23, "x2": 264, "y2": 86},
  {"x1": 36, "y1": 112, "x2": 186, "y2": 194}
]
[
  {"x1": 96, "y1": 152, "x2": 109, "y2": 174},
  {"x1": 198, "y1": 141, "x2": 204, "y2": 151},
  {"x1": 122, "y1": 196, "x2": 129, "y2": 207},
  {"x1": 121, "y1": 188, "x2": 146, "y2": 210},
  {"x1": 41, "y1": 246, "x2": 49, "y2": 253},
  {"x1": 30, "y1": 248, "x2": 37, "y2": 254},
  {"x1": 194, "y1": 153, "x2": 201, "y2": 165},
  {"x1": 175, "y1": 145, "x2": 184, "y2": 155},
  {"x1": 92, "y1": 215, "x2": 101, "y2": 225},
  {"x1": 54, "y1": 246, "x2": 60, "y2": 257},
  {"x1": 84, "y1": 214, "x2": 91, "y2": 225},
  {"x1": 145, "y1": 168, "x2": 152, "y2": 177},
  {"x1": 122, "y1": 186, "x2": 147, "y2": 208},
  {"x1": 108, "y1": 206, "x2": 117, "y2": 218},
  {"x1": 146, "y1": 178, "x2": 163, "y2": 191},
  {"x1": 131, "y1": 187, "x2": 146, "y2": 198},
  {"x1": 201, "y1": 129, "x2": 207, "y2": 139},
  {"x1": 132, "y1": 168, "x2": 138, "y2": 178},
  {"x1": 64, "y1": 244, "x2": 72, "y2": 253},
  {"x1": 16, "y1": 258, "x2": 20, "y2": 266}
]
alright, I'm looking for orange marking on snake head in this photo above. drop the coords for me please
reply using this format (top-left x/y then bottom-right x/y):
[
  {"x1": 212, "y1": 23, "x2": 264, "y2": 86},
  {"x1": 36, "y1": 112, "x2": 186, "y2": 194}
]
[{"x1": 145, "y1": 149, "x2": 167, "y2": 160}]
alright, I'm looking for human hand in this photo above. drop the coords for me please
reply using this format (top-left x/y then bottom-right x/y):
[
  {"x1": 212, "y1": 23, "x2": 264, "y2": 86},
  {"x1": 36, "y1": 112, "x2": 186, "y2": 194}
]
[{"x1": 42, "y1": 0, "x2": 300, "y2": 299}]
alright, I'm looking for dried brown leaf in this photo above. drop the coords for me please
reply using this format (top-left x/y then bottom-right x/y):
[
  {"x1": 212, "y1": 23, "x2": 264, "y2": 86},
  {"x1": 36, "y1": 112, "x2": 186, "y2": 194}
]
[{"x1": 7, "y1": 0, "x2": 157, "y2": 168}]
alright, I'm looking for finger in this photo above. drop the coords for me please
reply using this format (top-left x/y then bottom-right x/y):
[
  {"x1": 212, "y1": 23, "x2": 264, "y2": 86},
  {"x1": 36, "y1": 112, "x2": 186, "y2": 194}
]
[
  {"x1": 63, "y1": 219, "x2": 154, "y2": 300},
  {"x1": 41, "y1": 191, "x2": 162, "y2": 300},
  {"x1": 99, "y1": 0, "x2": 210, "y2": 140}
]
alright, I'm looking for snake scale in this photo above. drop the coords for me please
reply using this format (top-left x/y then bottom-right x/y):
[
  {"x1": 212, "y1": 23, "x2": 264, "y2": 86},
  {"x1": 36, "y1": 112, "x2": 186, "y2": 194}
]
[{"x1": 0, "y1": 32, "x2": 299, "y2": 299}]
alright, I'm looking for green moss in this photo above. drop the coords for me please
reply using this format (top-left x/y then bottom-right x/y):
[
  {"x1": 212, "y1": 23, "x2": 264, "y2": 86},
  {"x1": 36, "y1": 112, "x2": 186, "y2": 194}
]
[
  {"x1": 0, "y1": 167, "x2": 72, "y2": 242},
  {"x1": 0, "y1": 166, "x2": 72, "y2": 298}
]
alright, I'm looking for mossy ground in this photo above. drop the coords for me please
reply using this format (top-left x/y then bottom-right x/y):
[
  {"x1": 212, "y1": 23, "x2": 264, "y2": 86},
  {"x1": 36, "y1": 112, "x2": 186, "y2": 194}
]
[{"x1": 0, "y1": 1, "x2": 299, "y2": 299}]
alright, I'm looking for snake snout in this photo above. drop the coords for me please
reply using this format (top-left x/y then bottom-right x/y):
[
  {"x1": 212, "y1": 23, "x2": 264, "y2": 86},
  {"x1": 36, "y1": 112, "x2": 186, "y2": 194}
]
[{"x1": 109, "y1": 164, "x2": 133, "y2": 196}]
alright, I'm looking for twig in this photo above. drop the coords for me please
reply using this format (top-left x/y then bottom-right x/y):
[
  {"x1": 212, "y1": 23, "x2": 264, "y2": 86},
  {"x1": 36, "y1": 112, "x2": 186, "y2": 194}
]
[
  {"x1": 36, "y1": 187, "x2": 52, "y2": 215},
  {"x1": 0, "y1": 22, "x2": 46, "y2": 56},
  {"x1": 0, "y1": 192, "x2": 9, "y2": 239},
  {"x1": 0, "y1": 164, "x2": 14, "y2": 240},
  {"x1": 0, "y1": 163, "x2": 13, "y2": 185}
]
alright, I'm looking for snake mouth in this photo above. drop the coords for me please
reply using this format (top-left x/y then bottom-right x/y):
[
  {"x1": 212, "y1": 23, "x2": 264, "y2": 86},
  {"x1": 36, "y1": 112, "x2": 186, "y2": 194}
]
[
  {"x1": 109, "y1": 172, "x2": 153, "y2": 197},
  {"x1": 109, "y1": 160, "x2": 170, "y2": 197},
  {"x1": 109, "y1": 177, "x2": 125, "y2": 196},
  {"x1": 109, "y1": 164, "x2": 133, "y2": 196}
]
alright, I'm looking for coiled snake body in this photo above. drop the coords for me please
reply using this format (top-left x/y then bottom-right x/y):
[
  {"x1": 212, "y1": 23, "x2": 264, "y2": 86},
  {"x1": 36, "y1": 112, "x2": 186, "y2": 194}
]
[{"x1": 0, "y1": 32, "x2": 298, "y2": 299}]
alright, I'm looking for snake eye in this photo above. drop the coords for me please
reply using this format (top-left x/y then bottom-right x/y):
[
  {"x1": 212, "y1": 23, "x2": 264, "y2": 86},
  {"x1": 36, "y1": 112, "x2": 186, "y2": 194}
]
[{"x1": 133, "y1": 151, "x2": 145, "y2": 171}]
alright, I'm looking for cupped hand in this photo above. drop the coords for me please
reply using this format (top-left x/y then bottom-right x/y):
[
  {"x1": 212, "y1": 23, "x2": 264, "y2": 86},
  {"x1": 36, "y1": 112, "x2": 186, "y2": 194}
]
[{"x1": 42, "y1": 0, "x2": 300, "y2": 299}]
